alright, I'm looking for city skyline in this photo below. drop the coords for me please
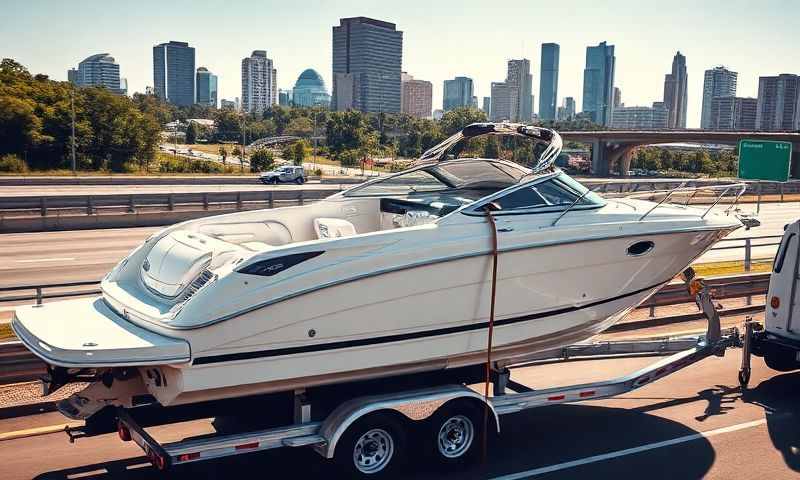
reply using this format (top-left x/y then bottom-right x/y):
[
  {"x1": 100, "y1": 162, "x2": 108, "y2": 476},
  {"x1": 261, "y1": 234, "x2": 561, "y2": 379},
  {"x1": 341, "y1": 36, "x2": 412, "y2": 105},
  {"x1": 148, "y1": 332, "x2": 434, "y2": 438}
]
[{"x1": 5, "y1": 0, "x2": 800, "y2": 128}]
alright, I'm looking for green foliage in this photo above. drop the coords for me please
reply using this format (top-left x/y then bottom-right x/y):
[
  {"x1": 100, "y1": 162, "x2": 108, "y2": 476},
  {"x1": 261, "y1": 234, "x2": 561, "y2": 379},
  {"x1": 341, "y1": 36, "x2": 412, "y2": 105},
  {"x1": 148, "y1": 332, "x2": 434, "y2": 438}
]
[
  {"x1": 0, "y1": 153, "x2": 28, "y2": 173},
  {"x1": 0, "y1": 58, "x2": 160, "y2": 172},
  {"x1": 292, "y1": 140, "x2": 308, "y2": 165},
  {"x1": 157, "y1": 154, "x2": 226, "y2": 174},
  {"x1": 338, "y1": 149, "x2": 361, "y2": 167},
  {"x1": 631, "y1": 146, "x2": 738, "y2": 176},
  {"x1": 250, "y1": 149, "x2": 275, "y2": 173},
  {"x1": 185, "y1": 122, "x2": 198, "y2": 144},
  {"x1": 483, "y1": 136, "x2": 500, "y2": 158},
  {"x1": 439, "y1": 107, "x2": 488, "y2": 135},
  {"x1": 218, "y1": 145, "x2": 228, "y2": 164},
  {"x1": 286, "y1": 117, "x2": 314, "y2": 137}
]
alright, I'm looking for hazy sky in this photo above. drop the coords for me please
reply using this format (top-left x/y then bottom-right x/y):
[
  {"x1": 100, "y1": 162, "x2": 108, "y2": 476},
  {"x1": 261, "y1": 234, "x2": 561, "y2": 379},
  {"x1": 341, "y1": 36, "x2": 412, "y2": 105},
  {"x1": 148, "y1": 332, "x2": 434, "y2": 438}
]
[{"x1": 4, "y1": 0, "x2": 799, "y2": 127}]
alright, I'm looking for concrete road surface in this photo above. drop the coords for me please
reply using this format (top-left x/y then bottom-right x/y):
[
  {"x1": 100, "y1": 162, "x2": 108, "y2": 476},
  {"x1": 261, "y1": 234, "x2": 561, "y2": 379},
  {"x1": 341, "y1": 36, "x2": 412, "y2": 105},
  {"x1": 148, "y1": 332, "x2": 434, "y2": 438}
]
[{"x1": 0, "y1": 348, "x2": 798, "y2": 479}]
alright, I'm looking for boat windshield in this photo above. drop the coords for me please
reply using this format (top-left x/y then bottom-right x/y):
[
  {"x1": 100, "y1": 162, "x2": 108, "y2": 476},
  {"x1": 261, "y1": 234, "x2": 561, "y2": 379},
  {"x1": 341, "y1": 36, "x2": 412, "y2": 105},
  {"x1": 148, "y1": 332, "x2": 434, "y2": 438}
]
[{"x1": 344, "y1": 160, "x2": 527, "y2": 197}]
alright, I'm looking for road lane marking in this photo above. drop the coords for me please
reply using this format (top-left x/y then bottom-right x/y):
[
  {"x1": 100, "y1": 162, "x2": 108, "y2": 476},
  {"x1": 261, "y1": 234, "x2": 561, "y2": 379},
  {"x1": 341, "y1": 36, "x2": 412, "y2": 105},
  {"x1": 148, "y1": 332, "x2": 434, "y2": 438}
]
[
  {"x1": 490, "y1": 418, "x2": 767, "y2": 479},
  {"x1": 15, "y1": 257, "x2": 75, "y2": 263}
]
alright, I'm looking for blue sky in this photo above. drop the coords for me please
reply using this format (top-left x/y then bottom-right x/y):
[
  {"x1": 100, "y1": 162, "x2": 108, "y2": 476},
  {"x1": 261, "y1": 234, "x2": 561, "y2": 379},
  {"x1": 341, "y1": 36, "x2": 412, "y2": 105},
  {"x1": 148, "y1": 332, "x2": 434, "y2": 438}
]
[{"x1": 4, "y1": 0, "x2": 799, "y2": 127}]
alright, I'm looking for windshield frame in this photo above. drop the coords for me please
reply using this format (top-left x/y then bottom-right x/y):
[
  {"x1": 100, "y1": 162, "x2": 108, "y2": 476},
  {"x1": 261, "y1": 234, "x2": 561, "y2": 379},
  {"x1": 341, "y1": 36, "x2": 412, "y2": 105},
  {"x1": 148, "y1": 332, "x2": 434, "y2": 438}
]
[
  {"x1": 460, "y1": 170, "x2": 606, "y2": 217},
  {"x1": 340, "y1": 158, "x2": 530, "y2": 198}
]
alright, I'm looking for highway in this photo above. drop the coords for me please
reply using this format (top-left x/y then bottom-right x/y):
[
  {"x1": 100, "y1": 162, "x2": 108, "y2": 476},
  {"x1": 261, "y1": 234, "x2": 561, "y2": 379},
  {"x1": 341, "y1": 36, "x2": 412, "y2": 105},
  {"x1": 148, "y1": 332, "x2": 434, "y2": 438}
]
[
  {"x1": 0, "y1": 202, "x2": 794, "y2": 290},
  {"x1": 0, "y1": 344, "x2": 798, "y2": 479},
  {"x1": 0, "y1": 182, "x2": 345, "y2": 197}
]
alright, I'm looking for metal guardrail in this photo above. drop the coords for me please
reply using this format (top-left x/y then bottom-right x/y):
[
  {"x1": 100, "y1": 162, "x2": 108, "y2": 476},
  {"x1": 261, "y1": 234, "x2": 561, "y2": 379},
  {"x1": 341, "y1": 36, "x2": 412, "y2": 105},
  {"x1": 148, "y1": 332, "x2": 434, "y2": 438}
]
[{"x1": 0, "y1": 188, "x2": 343, "y2": 218}]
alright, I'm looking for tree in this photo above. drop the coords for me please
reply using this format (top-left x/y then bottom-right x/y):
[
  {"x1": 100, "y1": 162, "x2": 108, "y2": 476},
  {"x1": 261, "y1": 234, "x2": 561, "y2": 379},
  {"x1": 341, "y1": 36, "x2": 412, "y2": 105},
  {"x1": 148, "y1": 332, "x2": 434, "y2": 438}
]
[
  {"x1": 292, "y1": 140, "x2": 307, "y2": 165},
  {"x1": 483, "y1": 136, "x2": 500, "y2": 158},
  {"x1": 439, "y1": 107, "x2": 488, "y2": 136},
  {"x1": 285, "y1": 117, "x2": 313, "y2": 137},
  {"x1": 250, "y1": 149, "x2": 274, "y2": 172},
  {"x1": 185, "y1": 122, "x2": 197, "y2": 144},
  {"x1": 218, "y1": 145, "x2": 228, "y2": 165}
]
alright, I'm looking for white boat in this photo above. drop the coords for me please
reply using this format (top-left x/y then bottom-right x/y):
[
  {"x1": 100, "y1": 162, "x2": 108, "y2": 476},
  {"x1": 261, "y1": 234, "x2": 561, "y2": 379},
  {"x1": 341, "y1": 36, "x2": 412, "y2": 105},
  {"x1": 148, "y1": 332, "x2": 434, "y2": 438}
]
[{"x1": 12, "y1": 123, "x2": 744, "y2": 420}]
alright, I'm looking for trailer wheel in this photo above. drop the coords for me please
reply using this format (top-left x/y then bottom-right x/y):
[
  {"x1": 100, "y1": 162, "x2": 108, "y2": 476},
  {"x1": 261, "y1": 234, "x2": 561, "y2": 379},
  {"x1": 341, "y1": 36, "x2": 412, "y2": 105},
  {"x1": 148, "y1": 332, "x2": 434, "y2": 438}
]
[
  {"x1": 333, "y1": 412, "x2": 407, "y2": 478},
  {"x1": 424, "y1": 401, "x2": 485, "y2": 468},
  {"x1": 764, "y1": 350, "x2": 799, "y2": 372}
]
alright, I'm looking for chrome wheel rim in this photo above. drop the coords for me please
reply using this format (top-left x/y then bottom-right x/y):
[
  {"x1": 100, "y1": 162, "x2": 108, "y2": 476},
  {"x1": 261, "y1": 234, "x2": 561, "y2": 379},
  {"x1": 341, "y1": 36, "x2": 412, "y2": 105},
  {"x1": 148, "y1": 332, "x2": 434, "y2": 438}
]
[
  {"x1": 353, "y1": 428, "x2": 394, "y2": 474},
  {"x1": 437, "y1": 415, "x2": 474, "y2": 458}
]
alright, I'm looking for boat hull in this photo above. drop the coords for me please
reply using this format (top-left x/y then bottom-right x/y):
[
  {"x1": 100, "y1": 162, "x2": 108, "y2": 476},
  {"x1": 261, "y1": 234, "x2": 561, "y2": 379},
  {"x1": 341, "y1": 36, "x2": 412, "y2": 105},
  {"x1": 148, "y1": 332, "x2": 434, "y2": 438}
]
[{"x1": 143, "y1": 228, "x2": 727, "y2": 406}]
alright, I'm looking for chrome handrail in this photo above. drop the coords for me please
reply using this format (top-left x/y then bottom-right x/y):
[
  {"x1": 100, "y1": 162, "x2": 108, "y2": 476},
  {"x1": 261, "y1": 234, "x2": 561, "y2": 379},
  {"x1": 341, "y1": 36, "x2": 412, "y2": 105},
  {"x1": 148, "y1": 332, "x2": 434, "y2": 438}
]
[
  {"x1": 636, "y1": 182, "x2": 687, "y2": 221},
  {"x1": 628, "y1": 182, "x2": 746, "y2": 222},
  {"x1": 551, "y1": 189, "x2": 591, "y2": 227}
]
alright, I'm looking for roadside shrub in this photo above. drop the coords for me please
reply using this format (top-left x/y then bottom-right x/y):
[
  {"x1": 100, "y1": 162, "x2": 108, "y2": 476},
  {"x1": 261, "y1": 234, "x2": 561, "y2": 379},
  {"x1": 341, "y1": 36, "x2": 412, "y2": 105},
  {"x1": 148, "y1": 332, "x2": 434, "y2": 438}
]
[
  {"x1": 338, "y1": 149, "x2": 361, "y2": 167},
  {"x1": 250, "y1": 149, "x2": 275, "y2": 173},
  {"x1": 0, "y1": 154, "x2": 29, "y2": 173}
]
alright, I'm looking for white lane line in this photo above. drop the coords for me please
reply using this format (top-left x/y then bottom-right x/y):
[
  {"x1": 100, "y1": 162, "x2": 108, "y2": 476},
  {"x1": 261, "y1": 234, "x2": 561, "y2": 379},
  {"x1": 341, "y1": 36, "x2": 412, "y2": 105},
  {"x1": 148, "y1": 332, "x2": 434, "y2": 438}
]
[
  {"x1": 14, "y1": 257, "x2": 75, "y2": 263},
  {"x1": 490, "y1": 418, "x2": 767, "y2": 479}
]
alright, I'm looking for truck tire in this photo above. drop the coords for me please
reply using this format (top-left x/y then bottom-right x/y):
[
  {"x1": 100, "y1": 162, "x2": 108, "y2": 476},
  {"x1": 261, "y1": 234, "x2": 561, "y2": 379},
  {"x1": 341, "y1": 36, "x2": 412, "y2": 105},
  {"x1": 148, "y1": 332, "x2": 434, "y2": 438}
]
[
  {"x1": 295, "y1": 177, "x2": 305, "y2": 185},
  {"x1": 764, "y1": 350, "x2": 799, "y2": 372},
  {"x1": 423, "y1": 400, "x2": 486, "y2": 469},
  {"x1": 333, "y1": 412, "x2": 407, "y2": 478}
]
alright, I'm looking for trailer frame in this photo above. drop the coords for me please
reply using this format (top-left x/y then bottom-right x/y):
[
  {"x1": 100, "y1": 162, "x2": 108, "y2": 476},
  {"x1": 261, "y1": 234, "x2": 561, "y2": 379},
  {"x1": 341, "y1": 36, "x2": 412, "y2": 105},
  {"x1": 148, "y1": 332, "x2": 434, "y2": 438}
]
[{"x1": 103, "y1": 276, "x2": 741, "y2": 476}]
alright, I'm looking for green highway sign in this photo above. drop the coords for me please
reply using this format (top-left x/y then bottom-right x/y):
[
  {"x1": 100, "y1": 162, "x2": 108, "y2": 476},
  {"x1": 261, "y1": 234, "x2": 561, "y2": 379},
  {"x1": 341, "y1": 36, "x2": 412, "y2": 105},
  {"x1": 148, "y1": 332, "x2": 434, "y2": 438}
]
[{"x1": 738, "y1": 139, "x2": 792, "y2": 182}]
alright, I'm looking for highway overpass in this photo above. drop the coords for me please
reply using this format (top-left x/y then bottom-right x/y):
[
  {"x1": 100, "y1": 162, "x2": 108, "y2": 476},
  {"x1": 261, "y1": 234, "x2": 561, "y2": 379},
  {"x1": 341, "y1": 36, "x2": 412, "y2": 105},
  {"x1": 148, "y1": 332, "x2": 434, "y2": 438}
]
[{"x1": 559, "y1": 130, "x2": 800, "y2": 176}]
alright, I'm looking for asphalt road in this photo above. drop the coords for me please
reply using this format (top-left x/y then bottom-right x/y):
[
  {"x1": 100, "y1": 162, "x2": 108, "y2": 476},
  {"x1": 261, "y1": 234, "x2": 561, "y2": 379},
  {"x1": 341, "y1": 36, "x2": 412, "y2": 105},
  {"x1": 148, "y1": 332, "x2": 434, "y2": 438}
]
[
  {"x1": 0, "y1": 182, "x2": 345, "y2": 197},
  {"x1": 0, "y1": 348, "x2": 797, "y2": 479}
]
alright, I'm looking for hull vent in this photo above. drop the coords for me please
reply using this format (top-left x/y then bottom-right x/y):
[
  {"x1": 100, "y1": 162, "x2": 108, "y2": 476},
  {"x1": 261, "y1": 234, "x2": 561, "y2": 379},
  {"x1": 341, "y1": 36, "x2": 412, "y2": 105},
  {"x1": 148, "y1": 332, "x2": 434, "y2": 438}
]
[{"x1": 180, "y1": 269, "x2": 215, "y2": 302}]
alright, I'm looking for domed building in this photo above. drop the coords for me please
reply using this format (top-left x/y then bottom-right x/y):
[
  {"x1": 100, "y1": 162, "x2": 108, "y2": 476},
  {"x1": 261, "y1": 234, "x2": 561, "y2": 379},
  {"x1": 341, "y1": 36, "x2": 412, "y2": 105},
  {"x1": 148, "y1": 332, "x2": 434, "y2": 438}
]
[{"x1": 292, "y1": 68, "x2": 331, "y2": 107}]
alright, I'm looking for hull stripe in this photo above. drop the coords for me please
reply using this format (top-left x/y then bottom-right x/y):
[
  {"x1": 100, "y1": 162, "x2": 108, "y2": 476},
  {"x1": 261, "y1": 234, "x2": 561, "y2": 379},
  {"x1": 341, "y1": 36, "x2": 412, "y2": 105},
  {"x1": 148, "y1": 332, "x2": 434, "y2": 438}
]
[{"x1": 192, "y1": 280, "x2": 667, "y2": 366}]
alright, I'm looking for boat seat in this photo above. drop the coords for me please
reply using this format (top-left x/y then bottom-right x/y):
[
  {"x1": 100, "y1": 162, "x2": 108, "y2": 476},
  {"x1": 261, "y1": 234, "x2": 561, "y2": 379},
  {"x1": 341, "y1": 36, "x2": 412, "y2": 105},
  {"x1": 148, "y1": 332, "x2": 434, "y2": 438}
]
[
  {"x1": 239, "y1": 241, "x2": 277, "y2": 252},
  {"x1": 314, "y1": 218, "x2": 357, "y2": 239}
]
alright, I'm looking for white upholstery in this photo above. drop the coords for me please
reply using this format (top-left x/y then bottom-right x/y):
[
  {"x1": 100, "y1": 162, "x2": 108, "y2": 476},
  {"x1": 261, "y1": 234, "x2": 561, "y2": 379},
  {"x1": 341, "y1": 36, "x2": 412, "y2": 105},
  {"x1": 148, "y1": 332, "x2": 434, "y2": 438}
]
[
  {"x1": 314, "y1": 218, "x2": 357, "y2": 239},
  {"x1": 392, "y1": 210, "x2": 439, "y2": 228},
  {"x1": 239, "y1": 241, "x2": 275, "y2": 252}
]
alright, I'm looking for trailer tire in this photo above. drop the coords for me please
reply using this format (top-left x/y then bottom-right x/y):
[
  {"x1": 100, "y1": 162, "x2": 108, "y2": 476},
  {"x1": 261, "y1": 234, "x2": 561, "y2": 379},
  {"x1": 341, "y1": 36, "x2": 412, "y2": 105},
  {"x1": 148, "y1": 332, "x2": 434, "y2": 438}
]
[
  {"x1": 423, "y1": 400, "x2": 486, "y2": 469},
  {"x1": 764, "y1": 350, "x2": 799, "y2": 372},
  {"x1": 333, "y1": 412, "x2": 407, "y2": 478}
]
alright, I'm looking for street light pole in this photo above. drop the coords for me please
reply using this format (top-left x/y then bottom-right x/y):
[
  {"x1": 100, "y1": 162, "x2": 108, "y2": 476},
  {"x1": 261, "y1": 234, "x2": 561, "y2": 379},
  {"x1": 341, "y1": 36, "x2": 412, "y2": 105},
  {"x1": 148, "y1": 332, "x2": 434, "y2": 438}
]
[{"x1": 70, "y1": 88, "x2": 76, "y2": 173}]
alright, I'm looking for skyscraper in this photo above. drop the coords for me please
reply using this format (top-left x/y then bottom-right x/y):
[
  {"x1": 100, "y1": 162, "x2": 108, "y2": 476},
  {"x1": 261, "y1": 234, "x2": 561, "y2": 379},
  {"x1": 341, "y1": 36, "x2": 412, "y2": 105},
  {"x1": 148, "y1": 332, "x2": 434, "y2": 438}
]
[
  {"x1": 153, "y1": 41, "x2": 195, "y2": 106},
  {"x1": 709, "y1": 96, "x2": 757, "y2": 130},
  {"x1": 443, "y1": 76, "x2": 474, "y2": 111},
  {"x1": 662, "y1": 51, "x2": 688, "y2": 128},
  {"x1": 68, "y1": 53, "x2": 126, "y2": 94},
  {"x1": 482, "y1": 97, "x2": 491, "y2": 115},
  {"x1": 611, "y1": 103, "x2": 668, "y2": 129},
  {"x1": 507, "y1": 59, "x2": 533, "y2": 122},
  {"x1": 490, "y1": 82, "x2": 512, "y2": 121},
  {"x1": 401, "y1": 73, "x2": 432, "y2": 118},
  {"x1": 241, "y1": 50, "x2": 277, "y2": 114},
  {"x1": 582, "y1": 42, "x2": 615, "y2": 125},
  {"x1": 538, "y1": 43, "x2": 560, "y2": 121},
  {"x1": 613, "y1": 87, "x2": 622, "y2": 108},
  {"x1": 332, "y1": 17, "x2": 403, "y2": 113},
  {"x1": 195, "y1": 67, "x2": 218, "y2": 107},
  {"x1": 756, "y1": 74, "x2": 800, "y2": 131},
  {"x1": 557, "y1": 97, "x2": 576, "y2": 121},
  {"x1": 700, "y1": 66, "x2": 737, "y2": 129}
]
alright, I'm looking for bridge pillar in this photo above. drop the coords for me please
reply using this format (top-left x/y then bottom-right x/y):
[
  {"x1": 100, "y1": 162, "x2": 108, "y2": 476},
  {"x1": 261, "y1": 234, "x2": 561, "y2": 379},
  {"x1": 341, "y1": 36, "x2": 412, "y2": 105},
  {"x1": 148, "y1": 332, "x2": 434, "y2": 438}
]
[
  {"x1": 792, "y1": 144, "x2": 800, "y2": 179},
  {"x1": 608, "y1": 145, "x2": 637, "y2": 176},
  {"x1": 591, "y1": 140, "x2": 610, "y2": 176}
]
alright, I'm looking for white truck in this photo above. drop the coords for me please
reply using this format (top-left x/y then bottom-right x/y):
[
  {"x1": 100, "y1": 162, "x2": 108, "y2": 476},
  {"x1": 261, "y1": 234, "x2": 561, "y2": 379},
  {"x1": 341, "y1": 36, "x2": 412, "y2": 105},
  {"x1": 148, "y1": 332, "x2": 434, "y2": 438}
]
[{"x1": 740, "y1": 219, "x2": 800, "y2": 386}]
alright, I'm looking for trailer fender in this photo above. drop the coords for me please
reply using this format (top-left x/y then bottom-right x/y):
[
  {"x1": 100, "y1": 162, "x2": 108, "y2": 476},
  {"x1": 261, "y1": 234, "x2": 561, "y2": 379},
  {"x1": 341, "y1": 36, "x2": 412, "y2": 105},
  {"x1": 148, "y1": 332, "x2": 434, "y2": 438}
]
[{"x1": 313, "y1": 385, "x2": 500, "y2": 459}]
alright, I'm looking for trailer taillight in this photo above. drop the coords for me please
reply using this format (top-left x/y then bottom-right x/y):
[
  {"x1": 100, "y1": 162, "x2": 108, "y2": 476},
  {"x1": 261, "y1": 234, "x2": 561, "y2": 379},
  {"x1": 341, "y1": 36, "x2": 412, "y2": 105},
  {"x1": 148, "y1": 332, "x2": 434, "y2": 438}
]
[
  {"x1": 117, "y1": 423, "x2": 131, "y2": 442},
  {"x1": 771, "y1": 296, "x2": 780, "y2": 309}
]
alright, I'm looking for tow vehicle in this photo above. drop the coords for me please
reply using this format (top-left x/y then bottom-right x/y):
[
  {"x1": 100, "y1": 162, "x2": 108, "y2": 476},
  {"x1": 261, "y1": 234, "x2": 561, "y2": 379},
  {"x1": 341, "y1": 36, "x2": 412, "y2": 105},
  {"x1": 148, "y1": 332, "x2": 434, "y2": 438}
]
[
  {"x1": 739, "y1": 219, "x2": 800, "y2": 387},
  {"x1": 62, "y1": 268, "x2": 743, "y2": 478}
]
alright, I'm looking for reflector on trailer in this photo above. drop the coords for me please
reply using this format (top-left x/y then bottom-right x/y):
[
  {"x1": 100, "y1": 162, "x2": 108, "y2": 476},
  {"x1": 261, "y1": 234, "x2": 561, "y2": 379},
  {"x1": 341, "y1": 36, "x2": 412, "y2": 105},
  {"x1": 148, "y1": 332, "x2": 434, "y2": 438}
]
[{"x1": 235, "y1": 442, "x2": 259, "y2": 450}]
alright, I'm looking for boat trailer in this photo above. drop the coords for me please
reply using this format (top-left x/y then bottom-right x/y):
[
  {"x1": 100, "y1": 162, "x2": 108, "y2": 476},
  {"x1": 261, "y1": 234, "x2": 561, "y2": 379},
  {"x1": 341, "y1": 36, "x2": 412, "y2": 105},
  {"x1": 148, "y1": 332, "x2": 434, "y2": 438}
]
[{"x1": 77, "y1": 269, "x2": 743, "y2": 476}]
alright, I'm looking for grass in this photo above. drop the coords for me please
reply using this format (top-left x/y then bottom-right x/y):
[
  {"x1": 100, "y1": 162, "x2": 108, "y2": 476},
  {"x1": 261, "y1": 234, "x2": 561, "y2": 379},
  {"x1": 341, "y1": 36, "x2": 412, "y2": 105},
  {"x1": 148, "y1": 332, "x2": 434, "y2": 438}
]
[
  {"x1": 691, "y1": 259, "x2": 773, "y2": 277},
  {"x1": 0, "y1": 323, "x2": 13, "y2": 342}
]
